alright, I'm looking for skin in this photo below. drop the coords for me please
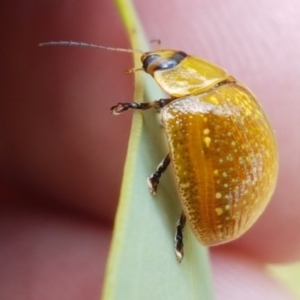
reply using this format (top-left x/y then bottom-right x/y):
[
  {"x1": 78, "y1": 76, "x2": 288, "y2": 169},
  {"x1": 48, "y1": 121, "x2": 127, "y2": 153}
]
[{"x1": 1, "y1": 0, "x2": 300, "y2": 299}]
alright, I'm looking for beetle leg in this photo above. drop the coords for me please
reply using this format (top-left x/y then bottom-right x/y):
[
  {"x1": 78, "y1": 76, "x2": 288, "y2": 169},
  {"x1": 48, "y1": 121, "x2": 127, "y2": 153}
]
[
  {"x1": 111, "y1": 98, "x2": 173, "y2": 115},
  {"x1": 147, "y1": 154, "x2": 171, "y2": 195},
  {"x1": 175, "y1": 212, "x2": 186, "y2": 263}
]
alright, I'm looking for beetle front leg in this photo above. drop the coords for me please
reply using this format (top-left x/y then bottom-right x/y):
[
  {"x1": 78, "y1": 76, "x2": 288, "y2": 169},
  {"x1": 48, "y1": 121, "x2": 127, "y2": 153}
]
[
  {"x1": 147, "y1": 154, "x2": 171, "y2": 195},
  {"x1": 111, "y1": 98, "x2": 173, "y2": 115},
  {"x1": 175, "y1": 212, "x2": 186, "y2": 263}
]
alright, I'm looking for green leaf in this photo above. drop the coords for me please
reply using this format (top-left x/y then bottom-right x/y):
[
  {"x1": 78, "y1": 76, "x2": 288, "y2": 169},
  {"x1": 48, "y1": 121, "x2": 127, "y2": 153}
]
[
  {"x1": 102, "y1": 1, "x2": 215, "y2": 299},
  {"x1": 268, "y1": 262, "x2": 300, "y2": 298}
]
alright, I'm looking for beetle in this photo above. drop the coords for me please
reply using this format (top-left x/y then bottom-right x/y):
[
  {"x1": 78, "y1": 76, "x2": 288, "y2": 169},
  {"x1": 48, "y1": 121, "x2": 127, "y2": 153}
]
[{"x1": 40, "y1": 41, "x2": 279, "y2": 262}]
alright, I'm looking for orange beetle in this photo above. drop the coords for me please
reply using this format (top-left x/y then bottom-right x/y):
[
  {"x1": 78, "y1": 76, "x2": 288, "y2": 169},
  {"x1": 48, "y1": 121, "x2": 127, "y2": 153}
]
[{"x1": 40, "y1": 41, "x2": 278, "y2": 262}]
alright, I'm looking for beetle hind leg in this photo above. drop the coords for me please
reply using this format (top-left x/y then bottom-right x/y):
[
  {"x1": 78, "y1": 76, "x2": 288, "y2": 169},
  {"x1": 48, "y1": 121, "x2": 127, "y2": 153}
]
[
  {"x1": 175, "y1": 212, "x2": 186, "y2": 263},
  {"x1": 147, "y1": 154, "x2": 171, "y2": 195}
]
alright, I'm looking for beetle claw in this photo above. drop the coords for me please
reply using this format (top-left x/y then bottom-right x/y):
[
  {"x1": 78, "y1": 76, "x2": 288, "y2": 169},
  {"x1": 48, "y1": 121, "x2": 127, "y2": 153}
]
[
  {"x1": 125, "y1": 67, "x2": 143, "y2": 74},
  {"x1": 147, "y1": 177, "x2": 157, "y2": 195},
  {"x1": 110, "y1": 103, "x2": 127, "y2": 115},
  {"x1": 175, "y1": 247, "x2": 184, "y2": 263}
]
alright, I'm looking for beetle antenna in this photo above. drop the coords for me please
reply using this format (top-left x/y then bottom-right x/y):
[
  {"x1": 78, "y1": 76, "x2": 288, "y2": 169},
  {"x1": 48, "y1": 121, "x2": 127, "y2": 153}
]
[{"x1": 39, "y1": 41, "x2": 144, "y2": 54}]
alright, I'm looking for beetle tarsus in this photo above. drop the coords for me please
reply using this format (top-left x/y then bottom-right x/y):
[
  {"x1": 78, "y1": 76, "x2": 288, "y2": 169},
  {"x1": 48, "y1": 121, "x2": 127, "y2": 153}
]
[
  {"x1": 175, "y1": 245, "x2": 184, "y2": 263},
  {"x1": 148, "y1": 154, "x2": 171, "y2": 195},
  {"x1": 125, "y1": 67, "x2": 143, "y2": 74},
  {"x1": 147, "y1": 176, "x2": 158, "y2": 195},
  {"x1": 110, "y1": 102, "x2": 142, "y2": 114},
  {"x1": 175, "y1": 212, "x2": 186, "y2": 263}
]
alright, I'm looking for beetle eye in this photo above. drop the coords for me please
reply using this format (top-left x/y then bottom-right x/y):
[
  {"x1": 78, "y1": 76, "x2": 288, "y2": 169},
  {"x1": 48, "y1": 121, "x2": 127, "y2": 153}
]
[
  {"x1": 143, "y1": 51, "x2": 187, "y2": 72},
  {"x1": 159, "y1": 58, "x2": 179, "y2": 70},
  {"x1": 158, "y1": 51, "x2": 187, "y2": 70},
  {"x1": 143, "y1": 54, "x2": 160, "y2": 70}
]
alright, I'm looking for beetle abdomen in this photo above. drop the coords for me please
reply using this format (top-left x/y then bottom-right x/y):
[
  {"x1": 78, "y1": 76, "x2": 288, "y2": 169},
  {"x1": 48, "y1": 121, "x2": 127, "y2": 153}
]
[{"x1": 161, "y1": 83, "x2": 278, "y2": 246}]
